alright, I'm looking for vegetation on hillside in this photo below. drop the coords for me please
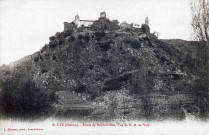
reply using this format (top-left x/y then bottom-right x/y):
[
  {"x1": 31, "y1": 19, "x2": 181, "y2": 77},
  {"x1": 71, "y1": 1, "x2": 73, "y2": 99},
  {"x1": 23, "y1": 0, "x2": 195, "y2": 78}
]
[{"x1": 0, "y1": 17, "x2": 208, "y2": 120}]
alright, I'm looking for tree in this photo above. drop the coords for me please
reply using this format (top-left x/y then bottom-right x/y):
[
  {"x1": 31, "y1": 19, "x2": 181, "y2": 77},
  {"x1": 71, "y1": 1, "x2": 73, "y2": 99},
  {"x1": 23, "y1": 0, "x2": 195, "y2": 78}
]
[
  {"x1": 191, "y1": 0, "x2": 209, "y2": 44},
  {"x1": 191, "y1": 0, "x2": 209, "y2": 118}
]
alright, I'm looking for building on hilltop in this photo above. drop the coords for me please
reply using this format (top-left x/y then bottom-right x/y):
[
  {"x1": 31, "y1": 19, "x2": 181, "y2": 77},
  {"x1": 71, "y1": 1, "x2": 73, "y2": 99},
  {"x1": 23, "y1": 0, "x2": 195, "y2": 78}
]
[
  {"x1": 73, "y1": 15, "x2": 95, "y2": 28},
  {"x1": 73, "y1": 11, "x2": 107, "y2": 28},
  {"x1": 64, "y1": 12, "x2": 150, "y2": 34},
  {"x1": 141, "y1": 17, "x2": 150, "y2": 33},
  {"x1": 145, "y1": 17, "x2": 149, "y2": 26},
  {"x1": 64, "y1": 22, "x2": 74, "y2": 30},
  {"x1": 132, "y1": 23, "x2": 140, "y2": 28},
  {"x1": 120, "y1": 17, "x2": 150, "y2": 32},
  {"x1": 121, "y1": 17, "x2": 149, "y2": 30},
  {"x1": 120, "y1": 21, "x2": 132, "y2": 28},
  {"x1": 100, "y1": 11, "x2": 106, "y2": 19}
]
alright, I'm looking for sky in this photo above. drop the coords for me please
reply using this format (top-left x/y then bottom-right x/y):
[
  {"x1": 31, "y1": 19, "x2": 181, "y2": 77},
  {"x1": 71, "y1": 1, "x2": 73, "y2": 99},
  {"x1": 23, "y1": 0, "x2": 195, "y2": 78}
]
[{"x1": 0, "y1": 0, "x2": 192, "y2": 66}]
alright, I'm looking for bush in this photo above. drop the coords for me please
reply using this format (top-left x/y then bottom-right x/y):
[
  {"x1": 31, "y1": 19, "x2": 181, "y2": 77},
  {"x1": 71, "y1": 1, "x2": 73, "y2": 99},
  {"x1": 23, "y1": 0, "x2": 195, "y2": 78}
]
[
  {"x1": 55, "y1": 32, "x2": 62, "y2": 37},
  {"x1": 109, "y1": 20, "x2": 120, "y2": 30},
  {"x1": 78, "y1": 34, "x2": 83, "y2": 40},
  {"x1": 57, "y1": 39, "x2": 63, "y2": 45},
  {"x1": 75, "y1": 83, "x2": 86, "y2": 93},
  {"x1": 49, "y1": 36, "x2": 56, "y2": 41},
  {"x1": 64, "y1": 29, "x2": 73, "y2": 37},
  {"x1": 94, "y1": 31, "x2": 105, "y2": 38},
  {"x1": 52, "y1": 55, "x2": 56, "y2": 60},
  {"x1": 123, "y1": 38, "x2": 141, "y2": 49},
  {"x1": 0, "y1": 80, "x2": 54, "y2": 118},
  {"x1": 91, "y1": 19, "x2": 120, "y2": 31},
  {"x1": 41, "y1": 69, "x2": 48, "y2": 74},
  {"x1": 83, "y1": 35, "x2": 90, "y2": 42},
  {"x1": 97, "y1": 41, "x2": 111, "y2": 51},
  {"x1": 70, "y1": 36, "x2": 75, "y2": 42},
  {"x1": 102, "y1": 79, "x2": 123, "y2": 91},
  {"x1": 77, "y1": 25, "x2": 84, "y2": 32},
  {"x1": 40, "y1": 55, "x2": 43, "y2": 61},
  {"x1": 49, "y1": 41, "x2": 57, "y2": 48},
  {"x1": 125, "y1": 28, "x2": 131, "y2": 32},
  {"x1": 34, "y1": 57, "x2": 39, "y2": 62}
]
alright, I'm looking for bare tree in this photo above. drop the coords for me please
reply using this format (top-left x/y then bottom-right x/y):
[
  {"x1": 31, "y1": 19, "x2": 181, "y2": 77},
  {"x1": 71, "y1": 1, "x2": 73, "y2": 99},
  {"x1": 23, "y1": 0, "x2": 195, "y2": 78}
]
[
  {"x1": 191, "y1": 0, "x2": 209, "y2": 118},
  {"x1": 191, "y1": 0, "x2": 209, "y2": 44},
  {"x1": 191, "y1": 0, "x2": 209, "y2": 65}
]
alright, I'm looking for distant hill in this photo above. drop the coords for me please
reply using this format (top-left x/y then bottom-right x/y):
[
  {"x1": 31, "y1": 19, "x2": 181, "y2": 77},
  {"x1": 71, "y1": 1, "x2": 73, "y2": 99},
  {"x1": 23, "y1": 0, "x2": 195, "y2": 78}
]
[
  {"x1": 162, "y1": 39, "x2": 204, "y2": 56},
  {"x1": 0, "y1": 16, "x2": 208, "y2": 121}
]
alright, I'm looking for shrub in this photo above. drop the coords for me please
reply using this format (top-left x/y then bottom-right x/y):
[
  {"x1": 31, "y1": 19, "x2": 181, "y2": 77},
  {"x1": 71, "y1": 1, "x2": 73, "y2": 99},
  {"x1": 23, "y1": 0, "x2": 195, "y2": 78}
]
[
  {"x1": 123, "y1": 38, "x2": 141, "y2": 49},
  {"x1": 70, "y1": 36, "x2": 75, "y2": 42},
  {"x1": 89, "y1": 65, "x2": 94, "y2": 70},
  {"x1": 57, "y1": 39, "x2": 63, "y2": 45},
  {"x1": 40, "y1": 55, "x2": 43, "y2": 61},
  {"x1": 83, "y1": 35, "x2": 90, "y2": 42},
  {"x1": 125, "y1": 28, "x2": 131, "y2": 32},
  {"x1": 102, "y1": 79, "x2": 123, "y2": 91},
  {"x1": 64, "y1": 29, "x2": 73, "y2": 37},
  {"x1": 96, "y1": 37, "x2": 101, "y2": 41},
  {"x1": 0, "y1": 80, "x2": 54, "y2": 118},
  {"x1": 49, "y1": 41, "x2": 57, "y2": 48},
  {"x1": 75, "y1": 83, "x2": 86, "y2": 93},
  {"x1": 97, "y1": 41, "x2": 111, "y2": 51},
  {"x1": 78, "y1": 34, "x2": 83, "y2": 40},
  {"x1": 115, "y1": 33, "x2": 119, "y2": 37},
  {"x1": 3, "y1": 70, "x2": 11, "y2": 76},
  {"x1": 77, "y1": 25, "x2": 84, "y2": 32},
  {"x1": 108, "y1": 20, "x2": 120, "y2": 31},
  {"x1": 41, "y1": 69, "x2": 48, "y2": 74},
  {"x1": 66, "y1": 36, "x2": 75, "y2": 42},
  {"x1": 52, "y1": 55, "x2": 56, "y2": 60},
  {"x1": 49, "y1": 36, "x2": 56, "y2": 41},
  {"x1": 91, "y1": 19, "x2": 120, "y2": 31},
  {"x1": 94, "y1": 31, "x2": 105, "y2": 38},
  {"x1": 55, "y1": 32, "x2": 62, "y2": 37},
  {"x1": 34, "y1": 57, "x2": 39, "y2": 62}
]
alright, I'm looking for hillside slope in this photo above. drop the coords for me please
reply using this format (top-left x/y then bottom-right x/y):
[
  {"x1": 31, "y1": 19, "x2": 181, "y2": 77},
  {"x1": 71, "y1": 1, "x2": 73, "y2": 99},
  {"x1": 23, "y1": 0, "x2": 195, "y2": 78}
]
[{"x1": 0, "y1": 17, "x2": 208, "y2": 121}]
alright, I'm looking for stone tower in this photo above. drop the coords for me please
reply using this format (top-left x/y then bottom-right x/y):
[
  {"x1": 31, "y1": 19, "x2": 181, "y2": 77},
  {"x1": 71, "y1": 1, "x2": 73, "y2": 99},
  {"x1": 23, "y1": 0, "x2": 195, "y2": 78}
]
[
  {"x1": 142, "y1": 17, "x2": 150, "y2": 33},
  {"x1": 75, "y1": 15, "x2": 80, "y2": 22},
  {"x1": 100, "y1": 11, "x2": 106, "y2": 19},
  {"x1": 74, "y1": 15, "x2": 81, "y2": 27},
  {"x1": 145, "y1": 17, "x2": 149, "y2": 26}
]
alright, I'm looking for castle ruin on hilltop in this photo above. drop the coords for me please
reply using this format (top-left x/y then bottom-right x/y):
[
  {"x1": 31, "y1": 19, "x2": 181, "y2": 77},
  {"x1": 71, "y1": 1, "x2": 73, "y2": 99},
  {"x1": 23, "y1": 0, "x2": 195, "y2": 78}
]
[
  {"x1": 73, "y1": 12, "x2": 107, "y2": 28},
  {"x1": 145, "y1": 17, "x2": 149, "y2": 26},
  {"x1": 64, "y1": 11, "x2": 150, "y2": 33},
  {"x1": 74, "y1": 15, "x2": 94, "y2": 28}
]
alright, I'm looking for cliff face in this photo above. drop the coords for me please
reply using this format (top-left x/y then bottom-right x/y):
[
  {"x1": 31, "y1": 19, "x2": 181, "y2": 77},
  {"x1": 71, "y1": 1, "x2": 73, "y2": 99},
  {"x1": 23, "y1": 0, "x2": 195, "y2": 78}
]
[{"x1": 0, "y1": 18, "x2": 208, "y2": 121}]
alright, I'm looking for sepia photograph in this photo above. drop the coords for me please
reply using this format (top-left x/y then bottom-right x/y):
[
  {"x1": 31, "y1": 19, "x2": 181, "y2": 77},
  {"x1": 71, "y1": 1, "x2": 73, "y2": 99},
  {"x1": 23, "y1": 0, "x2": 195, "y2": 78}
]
[{"x1": 0, "y1": 0, "x2": 209, "y2": 134}]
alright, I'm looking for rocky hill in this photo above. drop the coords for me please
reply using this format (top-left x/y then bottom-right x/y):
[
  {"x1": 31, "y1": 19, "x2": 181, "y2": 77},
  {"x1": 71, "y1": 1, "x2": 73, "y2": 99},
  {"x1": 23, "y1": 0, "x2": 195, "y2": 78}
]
[{"x1": 0, "y1": 16, "x2": 208, "y2": 121}]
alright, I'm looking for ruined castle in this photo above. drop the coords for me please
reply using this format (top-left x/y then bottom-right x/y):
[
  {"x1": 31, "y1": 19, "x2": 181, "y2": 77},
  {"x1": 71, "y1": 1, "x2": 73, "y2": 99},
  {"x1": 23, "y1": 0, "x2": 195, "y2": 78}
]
[
  {"x1": 73, "y1": 15, "x2": 94, "y2": 28},
  {"x1": 64, "y1": 12, "x2": 149, "y2": 32},
  {"x1": 73, "y1": 12, "x2": 106, "y2": 28}
]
